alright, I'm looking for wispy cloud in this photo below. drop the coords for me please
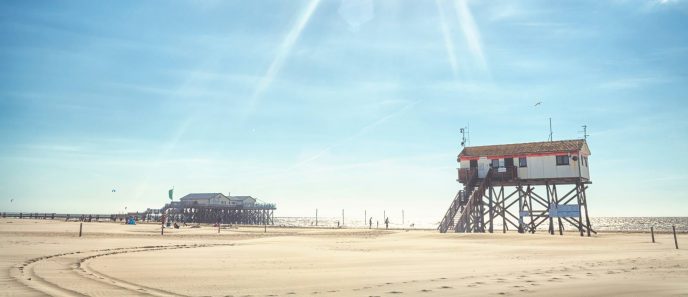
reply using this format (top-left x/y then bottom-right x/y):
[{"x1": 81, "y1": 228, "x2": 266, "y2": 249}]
[
  {"x1": 454, "y1": 0, "x2": 488, "y2": 72},
  {"x1": 245, "y1": 0, "x2": 321, "y2": 117},
  {"x1": 598, "y1": 76, "x2": 672, "y2": 90},
  {"x1": 291, "y1": 100, "x2": 419, "y2": 168},
  {"x1": 435, "y1": 0, "x2": 460, "y2": 78}
]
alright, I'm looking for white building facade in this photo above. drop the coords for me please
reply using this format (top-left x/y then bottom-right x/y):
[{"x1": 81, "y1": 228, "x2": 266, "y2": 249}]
[{"x1": 458, "y1": 139, "x2": 591, "y2": 181}]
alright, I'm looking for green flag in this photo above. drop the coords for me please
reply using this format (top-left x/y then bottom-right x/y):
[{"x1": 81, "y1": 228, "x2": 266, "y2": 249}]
[{"x1": 168, "y1": 188, "x2": 174, "y2": 200}]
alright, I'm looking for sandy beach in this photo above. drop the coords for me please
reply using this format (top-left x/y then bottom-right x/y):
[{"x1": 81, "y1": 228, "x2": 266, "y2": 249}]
[{"x1": 1, "y1": 219, "x2": 686, "y2": 297}]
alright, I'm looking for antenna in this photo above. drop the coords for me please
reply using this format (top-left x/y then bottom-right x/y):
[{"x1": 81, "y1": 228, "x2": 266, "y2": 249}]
[
  {"x1": 467, "y1": 123, "x2": 471, "y2": 146},
  {"x1": 579, "y1": 125, "x2": 589, "y2": 140},
  {"x1": 460, "y1": 124, "x2": 471, "y2": 147},
  {"x1": 548, "y1": 118, "x2": 553, "y2": 142}
]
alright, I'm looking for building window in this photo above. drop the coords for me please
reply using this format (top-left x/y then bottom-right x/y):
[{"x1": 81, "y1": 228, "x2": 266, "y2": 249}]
[
  {"x1": 519, "y1": 157, "x2": 527, "y2": 167},
  {"x1": 491, "y1": 159, "x2": 500, "y2": 168},
  {"x1": 583, "y1": 156, "x2": 588, "y2": 167},
  {"x1": 504, "y1": 158, "x2": 514, "y2": 168},
  {"x1": 470, "y1": 160, "x2": 478, "y2": 168},
  {"x1": 556, "y1": 155, "x2": 570, "y2": 165}
]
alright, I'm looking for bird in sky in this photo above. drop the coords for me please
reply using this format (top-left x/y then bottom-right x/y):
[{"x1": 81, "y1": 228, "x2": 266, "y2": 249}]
[
  {"x1": 112, "y1": 189, "x2": 116, "y2": 193},
  {"x1": 534, "y1": 101, "x2": 542, "y2": 107},
  {"x1": 10, "y1": 198, "x2": 14, "y2": 203}
]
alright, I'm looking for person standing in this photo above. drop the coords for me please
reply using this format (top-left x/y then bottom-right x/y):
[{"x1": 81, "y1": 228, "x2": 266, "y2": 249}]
[
  {"x1": 385, "y1": 217, "x2": 389, "y2": 230},
  {"x1": 369, "y1": 217, "x2": 372, "y2": 229}
]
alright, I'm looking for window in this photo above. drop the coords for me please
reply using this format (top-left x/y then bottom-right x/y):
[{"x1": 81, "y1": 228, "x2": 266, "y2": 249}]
[
  {"x1": 491, "y1": 159, "x2": 500, "y2": 168},
  {"x1": 583, "y1": 156, "x2": 588, "y2": 167},
  {"x1": 470, "y1": 160, "x2": 478, "y2": 168},
  {"x1": 556, "y1": 155, "x2": 570, "y2": 165},
  {"x1": 504, "y1": 158, "x2": 514, "y2": 168},
  {"x1": 519, "y1": 157, "x2": 527, "y2": 167}
]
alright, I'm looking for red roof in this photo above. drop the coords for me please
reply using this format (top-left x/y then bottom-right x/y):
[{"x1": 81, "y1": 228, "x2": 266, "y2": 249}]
[{"x1": 459, "y1": 139, "x2": 589, "y2": 158}]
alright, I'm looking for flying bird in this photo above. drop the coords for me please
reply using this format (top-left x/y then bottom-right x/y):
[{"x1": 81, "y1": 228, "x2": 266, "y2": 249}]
[
  {"x1": 10, "y1": 198, "x2": 13, "y2": 203},
  {"x1": 534, "y1": 101, "x2": 542, "y2": 107}
]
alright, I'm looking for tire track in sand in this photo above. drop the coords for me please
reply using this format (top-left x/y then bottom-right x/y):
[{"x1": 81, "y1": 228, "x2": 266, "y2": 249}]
[{"x1": 11, "y1": 243, "x2": 235, "y2": 297}]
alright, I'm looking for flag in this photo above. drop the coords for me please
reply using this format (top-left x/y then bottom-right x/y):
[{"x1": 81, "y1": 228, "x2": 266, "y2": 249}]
[{"x1": 168, "y1": 188, "x2": 174, "y2": 200}]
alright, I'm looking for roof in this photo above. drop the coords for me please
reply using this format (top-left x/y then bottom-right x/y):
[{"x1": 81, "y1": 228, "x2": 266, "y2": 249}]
[
  {"x1": 229, "y1": 196, "x2": 256, "y2": 201},
  {"x1": 459, "y1": 139, "x2": 589, "y2": 158},
  {"x1": 179, "y1": 193, "x2": 226, "y2": 201}
]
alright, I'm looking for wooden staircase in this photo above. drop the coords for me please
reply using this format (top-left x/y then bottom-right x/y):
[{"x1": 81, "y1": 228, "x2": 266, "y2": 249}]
[{"x1": 438, "y1": 169, "x2": 492, "y2": 233}]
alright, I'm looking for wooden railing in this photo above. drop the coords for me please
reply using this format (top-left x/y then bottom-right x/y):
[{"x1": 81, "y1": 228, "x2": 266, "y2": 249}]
[
  {"x1": 457, "y1": 168, "x2": 478, "y2": 184},
  {"x1": 491, "y1": 166, "x2": 518, "y2": 181}
]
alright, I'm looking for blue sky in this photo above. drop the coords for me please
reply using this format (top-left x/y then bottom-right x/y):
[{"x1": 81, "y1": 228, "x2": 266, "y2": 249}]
[{"x1": 1, "y1": 0, "x2": 687, "y2": 220}]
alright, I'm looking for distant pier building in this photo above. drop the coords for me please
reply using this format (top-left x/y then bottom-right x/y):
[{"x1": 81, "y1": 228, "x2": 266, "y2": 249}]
[
  {"x1": 149, "y1": 193, "x2": 275, "y2": 225},
  {"x1": 439, "y1": 139, "x2": 594, "y2": 236}
]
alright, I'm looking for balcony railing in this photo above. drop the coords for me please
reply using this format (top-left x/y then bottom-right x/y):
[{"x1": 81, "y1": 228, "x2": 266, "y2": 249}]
[
  {"x1": 457, "y1": 166, "x2": 518, "y2": 183},
  {"x1": 457, "y1": 168, "x2": 477, "y2": 184},
  {"x1": 492, "y1": 166, "x2": 518, "y2": 181}
]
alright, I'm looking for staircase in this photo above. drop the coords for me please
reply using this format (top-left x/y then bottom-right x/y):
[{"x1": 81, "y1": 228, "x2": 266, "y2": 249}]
[{"x1": 438, "y1": 169, "x2": 492, "y2": 233}]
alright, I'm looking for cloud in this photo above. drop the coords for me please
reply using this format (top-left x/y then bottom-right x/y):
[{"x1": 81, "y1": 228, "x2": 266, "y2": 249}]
[
  {"x1": 598, "y1": 76, "x2": 671, "y2": 90},
  {"x1": 454, "y1": 0, "x2": 488, "y2": 72},
  {"x1": 245, "y1": 0, "x2": 321, "y2": 117},
  {"x1": 292, "y1": 100, "x2": 420, "y2": 168},
  {"x1": 435, "y1": 0, "x2": 460, "y2": 78}
]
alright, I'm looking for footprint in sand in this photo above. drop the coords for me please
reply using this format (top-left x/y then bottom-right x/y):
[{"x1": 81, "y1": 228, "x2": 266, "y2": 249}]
[
  {"x1": 419, "y1": 289, "x2": 432, "y2": 293},
  {"x1": 439, "y1": 286, "x2": 453, "y2": 289},
  {"x1": 387, "y1": 291, "x2": 403, "y2": 294}
]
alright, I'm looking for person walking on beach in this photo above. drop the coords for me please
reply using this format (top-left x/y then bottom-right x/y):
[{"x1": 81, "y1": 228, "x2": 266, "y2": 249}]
[
  {"x1": 369, "y1": 217, "x2": 372, "y2": 229},
  {"x1": 385, "y1": 217, "x2": 389, "y2": 230}
]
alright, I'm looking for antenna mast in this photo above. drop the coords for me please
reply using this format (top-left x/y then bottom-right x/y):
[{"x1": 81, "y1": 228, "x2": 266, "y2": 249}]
[
  {"x1": 467, "y1": 123, "x2": 470, "y2": 146},
  {"x1": 579, "y1": 125, "x2": 589, "y2": 140},
  {"x1": 460, "y1": 124, "x2": 471, "y2": 147},
  {"x1": 548, "y1": 118, "x2": 553, "y2": 142}
]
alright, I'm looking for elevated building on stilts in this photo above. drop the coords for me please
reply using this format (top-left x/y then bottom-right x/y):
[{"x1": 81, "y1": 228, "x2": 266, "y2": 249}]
[{"x1": 438, "y1": 139, "x2": 595, "y2": 236}]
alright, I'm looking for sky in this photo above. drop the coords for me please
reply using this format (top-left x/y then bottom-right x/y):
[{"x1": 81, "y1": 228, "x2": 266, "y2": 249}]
[{"x1": 1, "y1": 0, "x2": 687, "y2": 222}]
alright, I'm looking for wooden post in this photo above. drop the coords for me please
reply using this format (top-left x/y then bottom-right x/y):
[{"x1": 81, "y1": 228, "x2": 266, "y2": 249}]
[
  {"x1": 576, "y1": 183, "x2": 584, "y2": 237},
  {"x1": 342, "y1": 209, "x2": 345, "y2": 227},
  {"x1": 315, "y1": 209, "x2": 318, "y2": 226},
  {"x1": 161, "y1": 226, "x2": 164, "y2": 235},
  {"x1": 651, "y1": 226, "x2": 655, "y2": 243},
  {"x1": 546, "y1": 183, "x2": 553, "y2": 235},
  {"x1": 79, "y1": 223, "x2": 83, "y2": 237},
  {"x1": 501, "y1": 186, "x2": 506, "y2": 233},
  {"x1": 673, "y1": 225, "x2": 679, "y2": 249},
  {"x1": 488, "y1": 186, "x2": 493, "y2": 233}
]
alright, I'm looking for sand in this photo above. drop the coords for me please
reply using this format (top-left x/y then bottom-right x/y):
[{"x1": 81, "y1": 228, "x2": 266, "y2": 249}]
[{"x1": 1, "y1": 219, "x2": 686, "y2": 297}]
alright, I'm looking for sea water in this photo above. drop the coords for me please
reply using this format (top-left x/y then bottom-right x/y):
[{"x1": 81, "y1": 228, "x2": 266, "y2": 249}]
[{"x1": 273, "y1": 216, "x2": 688, "y2": 232}]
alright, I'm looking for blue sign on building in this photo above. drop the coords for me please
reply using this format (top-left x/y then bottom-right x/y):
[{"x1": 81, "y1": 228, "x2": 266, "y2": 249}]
[{"x1": 549, "y1": 204, "x2": 580, "y2": 218}]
